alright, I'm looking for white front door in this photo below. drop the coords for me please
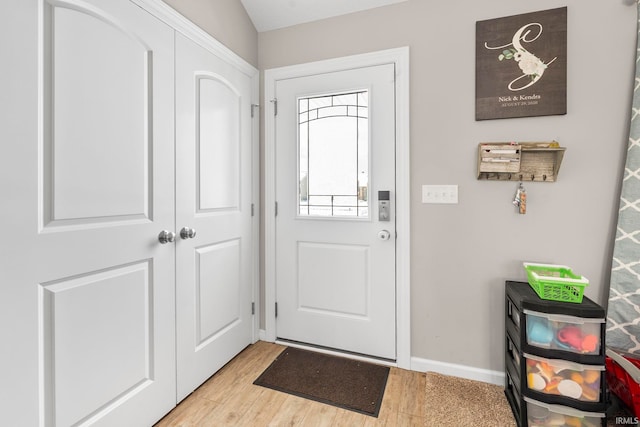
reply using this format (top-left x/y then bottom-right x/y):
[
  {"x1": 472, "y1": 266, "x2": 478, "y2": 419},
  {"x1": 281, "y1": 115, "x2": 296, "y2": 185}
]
[
  {"x1": 274, "y1": 64, "x2": 397, "y2": 360},
  {"x1": 174, "y1": 33, "x2": 254, "y2": 401},
  {"x1": 1, "y1": 0, "x2": 176, "y2": 425}
]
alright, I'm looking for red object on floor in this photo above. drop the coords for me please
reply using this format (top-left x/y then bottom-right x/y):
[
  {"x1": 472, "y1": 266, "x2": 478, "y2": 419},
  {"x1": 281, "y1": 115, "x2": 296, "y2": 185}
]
[{"x1": 606, "y1": 354, "x2": 640, "y2": 416}]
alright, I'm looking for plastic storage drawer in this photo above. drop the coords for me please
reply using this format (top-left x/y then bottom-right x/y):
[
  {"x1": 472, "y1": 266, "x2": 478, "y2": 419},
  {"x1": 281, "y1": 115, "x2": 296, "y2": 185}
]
[
  {"x1": 524, "y1": 397, "x2": 605, "y2": 427},
  {"x1": 524, "y1": 309, "x2": 604, "y2": 356},
  {"x1": 507, "y1": 333, "x2": 521, "y2": 370},
  {"x1": 524, "y1": 353, "x2": 604, "y2": 403},
  {"x1": 505, "y1": 281, "x2": 606, "y2": 364},
  {"x1": 505, "y1": 371, "x2": 525, "y2": 425},
  {"x1": 506, "y1": 372, "x2": 606, "y2": 426},
  {"x1": 508, "y1": 298, "x2": 521, "y2": 328}
]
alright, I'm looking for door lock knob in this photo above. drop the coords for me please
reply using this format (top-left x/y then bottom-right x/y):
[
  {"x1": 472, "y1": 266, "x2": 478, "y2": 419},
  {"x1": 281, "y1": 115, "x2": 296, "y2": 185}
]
[
  {"x1": 378, "y1": 230, "x2": 391, "y2": 241},
  {"x1": 158, "y1": 230, "x2": 176, "y2": 244},
  {"x1": 180, "y1": 227, "x2": 197, "y2": 239}
]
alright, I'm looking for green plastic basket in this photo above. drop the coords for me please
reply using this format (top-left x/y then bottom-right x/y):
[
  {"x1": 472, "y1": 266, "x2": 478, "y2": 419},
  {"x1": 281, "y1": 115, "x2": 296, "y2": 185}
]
[{"x1": 523, "y1": 263, "x2": 589, "y2": 303}]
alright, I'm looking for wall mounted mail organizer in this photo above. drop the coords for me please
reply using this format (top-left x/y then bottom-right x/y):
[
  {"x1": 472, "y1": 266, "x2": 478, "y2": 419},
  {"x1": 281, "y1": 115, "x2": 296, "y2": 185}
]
[{"x1": 477, "y1": 142, "x2": 566, "y2": 182}]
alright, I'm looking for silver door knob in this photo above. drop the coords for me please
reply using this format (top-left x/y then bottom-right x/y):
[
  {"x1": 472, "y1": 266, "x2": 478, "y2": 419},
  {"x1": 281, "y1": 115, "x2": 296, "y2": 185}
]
[
  {"x1": 378, "y1": 230, "x2": 391, "y2": 241},
  {"x1": 180, "y1": 227, "x2": 197, "y2": 239},
  {"x1": 158, "y1": 230, "x2": 176, "y2": 244}
]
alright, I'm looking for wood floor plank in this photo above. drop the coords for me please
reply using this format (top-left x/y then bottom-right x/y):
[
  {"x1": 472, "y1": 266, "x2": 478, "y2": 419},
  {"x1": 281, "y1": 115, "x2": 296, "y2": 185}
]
[
  {"x1": 156, "y1": 341, "x2": 427, "y2": 427},
  {"x1": 396, "y1": 369, "x2": 427, "y2": 417},
  {"x1": 298, "y1": 400, "x2": 339, "y2": 426},
  {"x1": 372, "y1": 367, "x2": 402, "y2": 425},
  {"x1": 193, "y1": 342, "x2": 285, "y2": 405},
  {"x1": 155, "y1": 396, "x2": 220, "y2": 427},
  {"x1": 264, "y1": 394, "x2": 312, "y2": 426},
  {"x1": 236, "y1": 386, "x2": 289, "y2": 426},
  {"x1": 196, "y1": 383, "x2": 266, "y2": 426},
  {"x1": 397, "y1": 412, "x2": 426, "y2": 426},
  {"x1": 330, "y1": 408, "x2": 369, "y2": 426}
]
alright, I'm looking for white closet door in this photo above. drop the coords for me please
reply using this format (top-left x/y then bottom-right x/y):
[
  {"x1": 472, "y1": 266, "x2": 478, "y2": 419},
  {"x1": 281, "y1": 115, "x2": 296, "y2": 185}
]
[
  {"x1": 174, "y1": 32, "x2": 254, "y2": 401},
  {"x1": 0, "y1": 0, "x2": 176, "y2": 425}
]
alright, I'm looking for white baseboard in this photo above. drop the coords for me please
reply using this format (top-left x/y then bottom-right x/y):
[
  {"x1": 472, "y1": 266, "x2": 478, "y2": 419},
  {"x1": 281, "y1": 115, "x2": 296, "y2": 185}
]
[{"x1": 411, "y1": 356, "x2": 505, "y2": 386}]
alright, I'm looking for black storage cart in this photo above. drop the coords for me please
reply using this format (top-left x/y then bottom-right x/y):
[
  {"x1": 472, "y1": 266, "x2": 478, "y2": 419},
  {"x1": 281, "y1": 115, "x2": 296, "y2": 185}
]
[{"x1": 505, "y1": 281, "x2": 607, "y2": 427}]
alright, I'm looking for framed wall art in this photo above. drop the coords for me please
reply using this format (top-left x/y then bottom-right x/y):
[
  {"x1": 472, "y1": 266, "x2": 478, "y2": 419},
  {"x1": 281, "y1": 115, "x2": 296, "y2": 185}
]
[{"x1": 476, "y1": 7, "x2": 567, "y2": 121}]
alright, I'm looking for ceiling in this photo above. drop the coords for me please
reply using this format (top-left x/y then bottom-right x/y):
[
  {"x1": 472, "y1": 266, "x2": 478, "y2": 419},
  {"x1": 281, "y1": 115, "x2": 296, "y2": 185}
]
[{"x1": 240, "y1": 0, "x2": 408, "y2": 32}]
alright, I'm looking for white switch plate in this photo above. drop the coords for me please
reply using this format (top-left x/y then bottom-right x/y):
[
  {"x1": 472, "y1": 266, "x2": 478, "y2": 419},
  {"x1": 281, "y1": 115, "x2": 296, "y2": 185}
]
[{"x1": 422, "y1": 185, "x2": 458, "y2": 204}]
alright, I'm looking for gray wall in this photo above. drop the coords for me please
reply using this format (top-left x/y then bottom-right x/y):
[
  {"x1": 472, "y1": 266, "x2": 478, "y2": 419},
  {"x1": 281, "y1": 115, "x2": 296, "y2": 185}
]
[
  {"x1": 162, "y1": 0, "x2": 258, "y2": 67},
  {"x1": 258, "y1": 0, "x2": 637, "y2": 372}
]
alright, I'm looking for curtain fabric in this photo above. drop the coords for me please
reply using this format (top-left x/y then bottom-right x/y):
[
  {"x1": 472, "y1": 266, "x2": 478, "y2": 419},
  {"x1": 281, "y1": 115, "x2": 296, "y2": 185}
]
[{"x1": 606, "y1": 2, "x2": 640, "y2": 357}]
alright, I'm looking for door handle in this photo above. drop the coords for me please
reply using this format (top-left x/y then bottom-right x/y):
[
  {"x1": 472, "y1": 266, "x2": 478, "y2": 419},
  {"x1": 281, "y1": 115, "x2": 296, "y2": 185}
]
[
  {"x1": 377, "y1": 230, "x2": 391, "y2": 241},
  {"x1": 158, "y1": 230, "x2": 176, "y2": 244},
  {"x1": 180, "y1": 227, "x2": 197, "y2": 239}
]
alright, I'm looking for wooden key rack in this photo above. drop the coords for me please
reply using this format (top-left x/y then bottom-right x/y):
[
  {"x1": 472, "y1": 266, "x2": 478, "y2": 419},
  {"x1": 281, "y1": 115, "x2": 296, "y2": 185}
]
[{"x1": 477, "y1": 142, "x2": 566, "y2": 182}]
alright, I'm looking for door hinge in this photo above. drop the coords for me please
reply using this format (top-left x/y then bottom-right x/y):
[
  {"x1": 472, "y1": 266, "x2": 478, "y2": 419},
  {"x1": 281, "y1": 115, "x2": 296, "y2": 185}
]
[
  {"x1": 270, "y1": 98, "x2": 277, "y2": 116},
  {"x1": 275, "y1": 302, "x2": 278, "y2": 318},
  {"x1": 251, "y1": 302, "x2": 255, "y2": 315},
  {"x1": 251, "y1": 203, "x2": 255, "y2": 217},
  {"x1": 251, "y1": 103, "x2": 259, "y2": 118},
  {"x1": 275, "y1": 202, "x2": 278, "y2": 216}
]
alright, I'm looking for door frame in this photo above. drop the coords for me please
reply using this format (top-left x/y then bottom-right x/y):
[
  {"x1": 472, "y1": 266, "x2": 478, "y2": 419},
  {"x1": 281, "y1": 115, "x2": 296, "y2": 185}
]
[{"x1": 264, "y1": 47, "x2": 411, "y2": 369}]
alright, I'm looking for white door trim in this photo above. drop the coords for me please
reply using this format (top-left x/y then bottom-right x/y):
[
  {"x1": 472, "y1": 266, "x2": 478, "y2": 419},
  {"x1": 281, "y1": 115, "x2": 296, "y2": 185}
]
[
  {"x1": 264, "y1": 47, "x2": 411, "y2": 369},
  {"x1": 131, "y1": 0, "x2": 257, "y2": 77}
]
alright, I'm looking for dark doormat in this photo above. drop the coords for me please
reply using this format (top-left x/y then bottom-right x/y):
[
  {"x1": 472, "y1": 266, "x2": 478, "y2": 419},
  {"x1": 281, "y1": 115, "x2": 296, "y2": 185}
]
[{"x1": 253, "y1": 347, "x2": 390, "y2": 417}]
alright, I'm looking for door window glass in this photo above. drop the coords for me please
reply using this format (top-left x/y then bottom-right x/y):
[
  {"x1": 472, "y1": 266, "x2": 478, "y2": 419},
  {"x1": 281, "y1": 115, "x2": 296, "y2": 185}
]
[{"x1": 298, "y1": 91, "x2": 369, "y2": 217}]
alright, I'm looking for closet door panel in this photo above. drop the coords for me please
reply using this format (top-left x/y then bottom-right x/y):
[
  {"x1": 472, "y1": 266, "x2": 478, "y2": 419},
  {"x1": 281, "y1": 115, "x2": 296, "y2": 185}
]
[
  {"x1": 49, "y1": 5, "x2": 150, "y2": 221},
  {"x1": 42, "y1": 262, "x2": 153, "y2": 427},
  {"x1": 197, "y1": 75, "x2": 241, "y2": 211}
]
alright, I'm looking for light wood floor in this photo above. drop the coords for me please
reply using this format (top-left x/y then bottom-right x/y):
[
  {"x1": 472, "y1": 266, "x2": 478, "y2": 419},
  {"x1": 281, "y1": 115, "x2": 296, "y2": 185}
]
[{"x1": 155, "y1": 341, "x2": 427, "y2": 426}]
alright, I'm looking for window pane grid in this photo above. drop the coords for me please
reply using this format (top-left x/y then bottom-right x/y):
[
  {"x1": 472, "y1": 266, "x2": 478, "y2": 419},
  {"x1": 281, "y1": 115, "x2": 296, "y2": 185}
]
[{"x1": 298, "y1": 90, "x2": 368, "y2": 218}]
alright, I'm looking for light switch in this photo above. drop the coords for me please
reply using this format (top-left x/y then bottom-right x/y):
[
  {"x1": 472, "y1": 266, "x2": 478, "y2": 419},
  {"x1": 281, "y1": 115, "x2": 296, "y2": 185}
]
[{"x1": 422, "y1": 185, "x2": 458, "y2": 204}]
